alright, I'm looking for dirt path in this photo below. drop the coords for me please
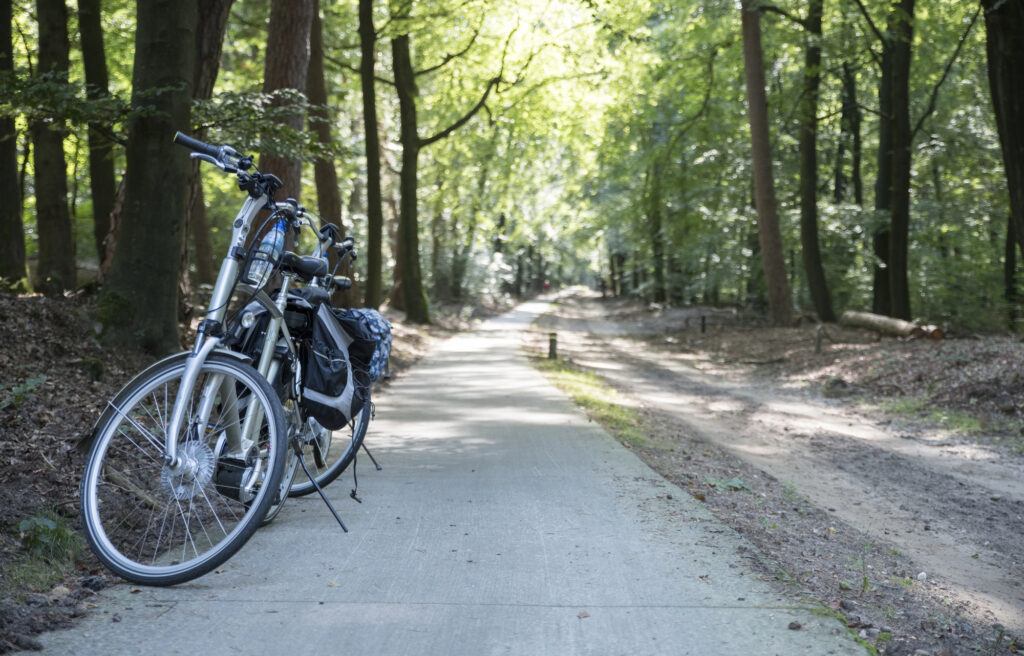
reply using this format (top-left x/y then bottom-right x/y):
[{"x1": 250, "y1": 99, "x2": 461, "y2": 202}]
[{"x1": 536, "y1": 293, "x2": 1024, "y2": 652}]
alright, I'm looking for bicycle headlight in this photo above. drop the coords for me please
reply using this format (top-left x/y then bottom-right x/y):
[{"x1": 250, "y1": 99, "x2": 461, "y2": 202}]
[{"x1": 241, "y1": 311, "x2": 257, "y2": 329}]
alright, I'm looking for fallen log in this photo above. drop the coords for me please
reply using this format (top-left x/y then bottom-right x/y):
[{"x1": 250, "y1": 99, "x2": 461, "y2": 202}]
[{"x1": 839, "y1": 311, "x2": 943, "y2": 340}]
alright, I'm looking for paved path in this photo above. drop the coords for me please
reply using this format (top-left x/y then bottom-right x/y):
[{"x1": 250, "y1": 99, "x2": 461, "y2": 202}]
[{"x1": 41, "y1": 301, "x2": 866, "y2": 655}]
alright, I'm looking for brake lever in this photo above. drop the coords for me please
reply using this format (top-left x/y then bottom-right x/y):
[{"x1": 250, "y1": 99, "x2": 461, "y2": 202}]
[{"x1": 190, "y1": 152, "x2": 233, "y2": 172}]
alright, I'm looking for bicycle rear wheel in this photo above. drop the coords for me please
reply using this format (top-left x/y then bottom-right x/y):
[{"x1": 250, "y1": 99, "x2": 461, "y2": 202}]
[
  {"x1": 287, "y1": 396, "x2": 371, "y2": 497},
  {"x1": 80, "y1": 353, "x2": 287, "y2": 586}
]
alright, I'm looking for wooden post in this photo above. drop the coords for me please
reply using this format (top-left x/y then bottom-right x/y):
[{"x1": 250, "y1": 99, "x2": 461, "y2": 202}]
[{"x1": 548, "y1": 332, "x2": 557, "y2": 359}]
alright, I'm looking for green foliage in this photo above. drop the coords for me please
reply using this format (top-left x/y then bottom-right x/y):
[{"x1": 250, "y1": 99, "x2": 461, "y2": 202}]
[
  {"x1": 0, "y1": 375, "x2": 46, "y2": 410},
  {"x1": 17, "y1": 511, "x2": 82, "y2": 564}
]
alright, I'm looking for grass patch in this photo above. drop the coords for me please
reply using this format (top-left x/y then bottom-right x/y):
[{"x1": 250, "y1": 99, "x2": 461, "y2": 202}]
[
  {"x1": 1, "y1": 510, "x2": 84, "y2": 597},
  {"x1": 881, "y1": 396, "x2": 983, "y2": 434},
  {"x1": 533, "y1": 357, "x2": 647, "y2": 446}
]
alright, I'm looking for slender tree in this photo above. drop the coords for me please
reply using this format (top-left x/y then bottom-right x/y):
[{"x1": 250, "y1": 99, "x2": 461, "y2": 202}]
[
  {"x1": 983, "y1": 0, "x2": 1024, "y2": 261},
  {"x1": 0, "y1": 0, "x2": 25, "y2": 284},
  {"x1": 186, "y1": 0, "x2": 234, "y2": 286},
  {"x1": 741, "y1": 0, "x2": 792, "y2": 326},
  {"x1": 99, "y1": 0, "x2": 196, "y2": 353},
  {"x1": 390, "y1": 12, "x2": 503, "y2": 323},
  {"x1": 359, "y1": 0, "x2": 385, "y2": 309},
  {"x1": 309, "y1": 0, "x2": 359, "y2": 306},
  {"x1": 77, "y1": 0, "x2": 116, "y2": 264},
  {"x1": 887, "y1": 0, "x2": 915, "y2": 320},
  {"x1": 32, "y1": 0, "x2": 75, "y2": 295}
]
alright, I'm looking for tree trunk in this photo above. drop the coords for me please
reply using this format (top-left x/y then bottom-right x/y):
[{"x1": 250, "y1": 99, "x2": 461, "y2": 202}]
[
  {"x1": 741, "y1": 0, "x2": 792, "y2": 326},
  {"x1": 647, "y1": 166, "x2": 666, "y2": 304},
  {"x1": 309, "y1": 0, "x2": 359, "y2": 307},
  {"x1": 873, "y1": 34, "x2": 894, "y2": 316},
  {"x1": 100, "y1": 0, "x2": 195, "y2": 354},
  {"x1": 0, "y1": 0, "x2": 25, "y2": 284},
  {"x1": 77, "y1": 0, "x2": 116, "y2": 265},
  {"x1": 983, "y1": 0, "x2": 1024, "y2": 262},
  {"x1": 187, "y1": 0, "x2": 233, "y2": 287},
  {"x1": 391, "y1": 33, "x2": 430, "y2": 323},
  {"x1": 1006, "y1": 213, "x2": 1018, "y2": 325},
  {"x1": 32, "y1": 0, "x2": 75, "y2": 296},
  {"x1": 798, "y1": 0, "x2": 835, "y2": 322},
  {"x1": 840, "y1": 310, "x2": 942, "y2": 339},
  {"x1": 359, "y1": 0, "x2": 385, "y2": 309},
  {"x1": 846, "y1": 62, "x2": 864, "y2": 206},
  {"x1": 259, "y1": 0, "x2": 313, "y2": 204},
  {"x1": 887, "y1": 0, "x2": 915, "y2": 320}
]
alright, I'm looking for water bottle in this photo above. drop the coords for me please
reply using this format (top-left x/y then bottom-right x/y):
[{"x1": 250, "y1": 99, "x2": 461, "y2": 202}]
[{"x1": 245, "y1": 220, "x2": 286, "y2": 287}]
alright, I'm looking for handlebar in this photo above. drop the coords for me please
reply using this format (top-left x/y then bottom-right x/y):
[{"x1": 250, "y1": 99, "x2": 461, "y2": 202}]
[{"x1": 173, "y1": 131, "x2": 251, "y2": 172}]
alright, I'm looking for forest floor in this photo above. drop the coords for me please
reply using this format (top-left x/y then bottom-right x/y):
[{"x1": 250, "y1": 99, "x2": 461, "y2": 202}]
[
  {"x1": 0, "y1": 289, "x2": 462, "y2": 652},
  {"x1": 531, "y1": 290, "x2": 1024, "y2": 656}
]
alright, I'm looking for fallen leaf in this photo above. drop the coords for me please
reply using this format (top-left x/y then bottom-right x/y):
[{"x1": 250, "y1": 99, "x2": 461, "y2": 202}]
[{"x1": 577, "y1": 611, "x2": 590, "y2": 619}]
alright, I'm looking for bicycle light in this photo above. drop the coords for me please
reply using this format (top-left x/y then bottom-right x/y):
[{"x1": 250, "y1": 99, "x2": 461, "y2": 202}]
[{"x1": 241, "y1": 311, "x2": 257, "y2": 329}]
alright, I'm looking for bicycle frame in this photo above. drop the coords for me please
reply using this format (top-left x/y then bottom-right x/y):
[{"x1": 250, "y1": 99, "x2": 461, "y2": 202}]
[{"x1": 164, "y1": 193, "x2": 269, "y2": 472}]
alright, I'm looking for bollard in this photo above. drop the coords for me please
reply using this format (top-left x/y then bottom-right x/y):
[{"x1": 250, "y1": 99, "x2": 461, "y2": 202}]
[
  {"x1": 701, "y1": 315, "x2": 706, "y2": 334},
  {"x1": 548, "y1": 332, "x2": 557, "y2": 359},
  {"x1": 815, "y1": 324, "x2": 823, "y2": 354}
]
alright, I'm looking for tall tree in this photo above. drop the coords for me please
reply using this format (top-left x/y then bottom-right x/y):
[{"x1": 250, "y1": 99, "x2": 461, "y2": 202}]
[
  {"x1": 983, "y1": 0, "x2": 1024, "y2": 261},
  {"x1": 741, "y1": 0, "x2": 792, "y2": 326},
  {"x1": 77, "y1": 0, "x2": 116, "y2": 264},
  {"x1": 99, "y1": 0, "x2": 196, "y2": 353},
  {"x1": 187, "y1": 0, "x2": 234, "y2": 286},
  {"x1": 358, "y1": 0, "x2": 385, "y2": 309},
  {"x1": 309, "y1": 0, "x2": 359, "y2": 306},
  {"x1": 0, "y1": 0, "x2": 25, "y2": 284},
  {"x1": 390, "y1": 10, "x2": 503, "y2": 323},
  {"x1": 887, "y1": 0, "x2": 915, "y2": 320},
  {"x1": 259, "y1": 0, "x2": 314, "y2": 203},
  {"x1": 797, "y1": 0, "x2": 834, "y2": 321},
  {"x1": 32, "y1": 0, "x2": 75, "y2": 295}
]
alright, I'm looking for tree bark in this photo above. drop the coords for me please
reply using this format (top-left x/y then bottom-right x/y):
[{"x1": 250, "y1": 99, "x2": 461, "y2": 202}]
[
  {"x1": 0, "y1": 0, "x2": 25, "y2": 283},
  {"x1": 983, "y1": 0, "x2": 1024, "y2": 262},
  {"x1": 840, "y1": 310, "x2": 942, "y2": 339},
  {"x1": 872, "y1": 36, "x2": 894, "y2": 317},
  {"x1": 259, "y1": 0, "x2": 314, "y2": 204},
  {"x1": 391, "y1": 33, "x2": 430, "y2": 323},
  {"x1": 741, "y1": 0, "x2": 792, "y2": 326},
  {"x1": 797, "y1": 0, "x2": 835, "y2": 322},
  {"x1": 100, "y1": 0, "x2": 195, "y2": 354},
  {"x1": 1006, "y1": 213, "x2": 1017, "y2": 324},
  {"x1": 359, "y1": 0, "x2": 385, "y2": 309},
  {"x1": 887, "y1": 0, "x2": 915, "y2": 320},
  {"x1": 32, "y1": 0, "x2": 75, "y2": 295},
  {"x1": 309, "y1": 0, "x2": 359, "y2": 307},
  {"x1": 77, "y1": 0, "x2": 116, "y2": 265},
  {"x1": 186, "y1": 0, "x2": 233, "y2": 287}
]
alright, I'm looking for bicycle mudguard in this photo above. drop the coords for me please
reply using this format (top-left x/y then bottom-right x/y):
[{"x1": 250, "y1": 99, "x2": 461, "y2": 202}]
[{"x1": 76, "y1": 348, "x2": 255, "y2": 454}]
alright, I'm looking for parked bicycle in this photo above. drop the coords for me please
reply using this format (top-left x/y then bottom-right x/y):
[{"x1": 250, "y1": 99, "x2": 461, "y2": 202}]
[{"x1": 79, "y1": 133, "x2": 388, "y2": 586}]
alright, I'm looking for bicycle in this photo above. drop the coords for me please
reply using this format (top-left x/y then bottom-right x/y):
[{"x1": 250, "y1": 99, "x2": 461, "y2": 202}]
[{"x1": 79, "y1": 133, "x2": 374, "y2": 585}]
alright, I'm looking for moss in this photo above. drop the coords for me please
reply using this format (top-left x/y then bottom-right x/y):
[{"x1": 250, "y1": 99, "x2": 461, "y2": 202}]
[{"x1": 96, "y1": 290, "x2": 135, "y2": 335}]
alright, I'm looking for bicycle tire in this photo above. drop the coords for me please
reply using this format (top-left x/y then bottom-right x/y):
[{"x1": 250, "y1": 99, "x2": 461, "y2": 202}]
[
  {"x1": 80, "y1": 353, "x2": 288, "y2": 586},
  {"x1": 287, "y1": 395, "x2": 371, "y2": 497}
]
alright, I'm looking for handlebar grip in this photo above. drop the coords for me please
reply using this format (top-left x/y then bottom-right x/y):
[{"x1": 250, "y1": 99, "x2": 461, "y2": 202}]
[{"x1": 173, "y1": 131, "x2": 220, "y2": 159}]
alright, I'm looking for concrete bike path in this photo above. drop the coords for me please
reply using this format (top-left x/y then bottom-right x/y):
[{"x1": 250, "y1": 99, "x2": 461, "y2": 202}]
[{"x1": 41, "y1": 300, "x2": 866, "y2": 656}]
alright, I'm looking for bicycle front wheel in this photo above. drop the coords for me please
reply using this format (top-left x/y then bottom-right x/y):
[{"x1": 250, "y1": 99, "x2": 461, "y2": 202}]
[
  {"x1": 287, "y1": 396, "x2": 371, "y2": 498},
  {"x1": 80, "y1": 353, "x2": 288, "y2": 586}
]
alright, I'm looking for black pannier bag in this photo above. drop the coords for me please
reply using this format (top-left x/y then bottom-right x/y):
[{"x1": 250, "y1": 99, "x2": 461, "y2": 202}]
[{"x1": 299, "y1": 305, "x2": 374, "y2": 429}]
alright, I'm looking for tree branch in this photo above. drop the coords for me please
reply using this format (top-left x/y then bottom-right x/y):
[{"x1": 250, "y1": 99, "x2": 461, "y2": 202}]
[
  {"x1": 324, "y1": 52, "x2": 394, "y2": 86},
  {"x1": 418, "y1": 76, "x2": 501, "y2": 148},
  {"x1": 415, "y1": 26, "x2": 482, "y2": 77},
  {"x1": 910, "y1": 5, "x2": 981, "y2": 140},
  {"x1": 851, "y1": 0, "x2": 886, "y2": 44},
  {"x1": 758, "y1": 3, "x2": 808, "y2": 29}
]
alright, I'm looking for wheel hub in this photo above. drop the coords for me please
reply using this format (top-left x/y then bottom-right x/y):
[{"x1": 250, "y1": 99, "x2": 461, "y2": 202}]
[{"x1": 161, "y1": 441, "x2": 215, "y2": 500}]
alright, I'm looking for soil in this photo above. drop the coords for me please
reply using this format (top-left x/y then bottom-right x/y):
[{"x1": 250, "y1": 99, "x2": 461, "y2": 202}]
[
  {"x1": 532, "y1": 290, "x2": 1024, "y2": 656},
  {"x1": 0, "y1": 289, "x2": 454, "y2": 653},
  {"x1": 2, "y1": 288, "x2": 1022, "y2": 655}
]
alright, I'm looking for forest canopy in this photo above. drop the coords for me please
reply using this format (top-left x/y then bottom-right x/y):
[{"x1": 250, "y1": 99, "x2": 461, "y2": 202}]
[{"x1": 1, "y1": 0, "x2": 1021, "y2": 351}]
